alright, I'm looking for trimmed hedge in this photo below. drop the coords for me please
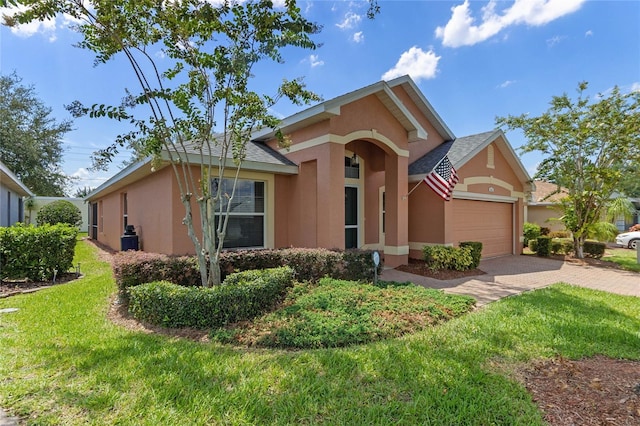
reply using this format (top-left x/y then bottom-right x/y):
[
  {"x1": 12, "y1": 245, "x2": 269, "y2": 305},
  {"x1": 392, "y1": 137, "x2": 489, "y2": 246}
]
[
  {"x1": 128, "y1": 267, "x2": 294, "y2": 329},
  {"x1": 523, "y1": 222, "x2": 541, "y2": 247},
  {"x1": 459, "y1": 241, "x2": 482, "y2": 268},
  {"x1": 536, "y1": 236, "x2": 551, "y2": 257},
  {"x1": 584, "y1": 241, "x2": 606, "y2": 259},
  {"x1": 36, "y1": 200, "x2": 82, "y2": 228},
  {"x1": 422, "y1": 245, "x2": 474, "y2": 271},
  {"x1": 113, "y1": 247, "x2": 382, "y2": 299},
  {"x1": 0, "y1": 223, "x2": 78, "y2": 280}
]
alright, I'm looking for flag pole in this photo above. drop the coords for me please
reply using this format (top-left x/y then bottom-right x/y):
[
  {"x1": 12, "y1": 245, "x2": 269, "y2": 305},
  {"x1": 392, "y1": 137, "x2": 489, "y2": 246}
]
[{"x1": 402, "y1": 179, "x2": 424, "y2": 200}]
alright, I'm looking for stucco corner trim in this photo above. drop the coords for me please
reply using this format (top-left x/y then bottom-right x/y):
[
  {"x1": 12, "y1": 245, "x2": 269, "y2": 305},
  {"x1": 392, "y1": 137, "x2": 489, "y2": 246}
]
[{"x1": 383, "y1": 245, "x2": 410, "y2": 255}]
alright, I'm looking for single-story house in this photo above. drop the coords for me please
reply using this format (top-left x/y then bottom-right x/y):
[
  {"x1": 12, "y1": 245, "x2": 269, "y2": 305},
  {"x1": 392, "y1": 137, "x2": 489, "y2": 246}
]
[
  {"x1": 0, "y1": 161, "x2": 34, "y2": 227},
  {"x1": 526, "y1": 180, "x2": 567, "y2": 232},
  {"x1": 86, "y1": 75, "x2": 533, "y2": 267}
]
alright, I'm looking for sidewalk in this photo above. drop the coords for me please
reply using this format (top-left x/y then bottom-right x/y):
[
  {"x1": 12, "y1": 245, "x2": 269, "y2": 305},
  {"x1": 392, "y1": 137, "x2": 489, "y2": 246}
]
[{"x1": 381, "y1": 255, "x2": 640, "y2": 306}]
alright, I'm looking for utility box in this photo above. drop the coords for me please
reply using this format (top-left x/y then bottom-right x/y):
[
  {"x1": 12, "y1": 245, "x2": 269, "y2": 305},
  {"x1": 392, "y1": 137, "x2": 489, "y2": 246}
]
[{"x1": 120, "y1": 225, "x2": 139, "y2": 251}]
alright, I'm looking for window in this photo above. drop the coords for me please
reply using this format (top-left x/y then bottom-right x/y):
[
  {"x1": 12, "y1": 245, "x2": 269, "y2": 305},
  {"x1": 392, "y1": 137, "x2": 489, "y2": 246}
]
[
  {"x1": 99, "y1": 201, "x2": 103, "y2": 232},
  {"x1": 122, "y1": 193, "x2": 128, "y2": 231},
  {"x1": 211, "y1": 178, "x2": 265, "y2": 248},
  {"x1": 345, "y1": 156, "x2": 360, "y2": 179}
]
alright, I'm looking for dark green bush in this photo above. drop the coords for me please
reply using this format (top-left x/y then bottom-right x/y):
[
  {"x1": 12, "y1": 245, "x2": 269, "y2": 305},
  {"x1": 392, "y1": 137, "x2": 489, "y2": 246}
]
[
  {"x1": 583, "y1": 241, "x2": 606, "y2": 259},
  {"x1": 127, "y1": 267, "x2": 294, "y2": 329},
  {"x1": 550, "y1": 239, "x2": 574, "y2": 255},
  {"x1": 113, "y1": 248, "x2": 381, "y2": 301},
  {"x1": 36, "y1": 200, "x2": 82, "y2": 228},
  {"x1": 459, "y1": 241, "x2": 482, "y2": 268},
  {"x1": 0, "y1": 223, "x2": 78, "y2": 280},
  {"x1": 422, "y1": 245, "x2": 473, "y2": 271},
  {"x1": 528, "y1": 239, "x2": 538, "y2": 253},
  {"x1": 523, "y1": 222, "x2": 541, "y2": 247},
  {"x1": 536, "y1": 236, "x2": 551, "y2": 257}
]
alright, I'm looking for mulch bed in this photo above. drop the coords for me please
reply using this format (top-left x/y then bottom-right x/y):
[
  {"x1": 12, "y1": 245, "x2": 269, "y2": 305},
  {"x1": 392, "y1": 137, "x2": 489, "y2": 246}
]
[
  {"x1": 522, "y1": 356, "x2": 640, "y2": 425},
  {"x1": 395, "y1": 257, "x2": 485, "y2": 280},
  {"x1": 0, "y1": 273, "x2": 81, "y2": 298}
]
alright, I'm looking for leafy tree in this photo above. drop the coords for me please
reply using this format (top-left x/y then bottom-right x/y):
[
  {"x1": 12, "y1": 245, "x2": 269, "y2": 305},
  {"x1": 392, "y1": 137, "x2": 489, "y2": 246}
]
[
  {"x1": 0, "y1": 72, "x2": 73, "y2": 196},
  {"x1": 497, "y1": 82, "x2": 640, "y2": 258},
  {"x1": 73, "y1": 186, "x2": 94, "y2": 198},
  {"x1": 36, "y1": 200, "x2": 82, "y2": 228},
  {"x1": 4, "y1": 0, "x2": 379, "y2": 286}
]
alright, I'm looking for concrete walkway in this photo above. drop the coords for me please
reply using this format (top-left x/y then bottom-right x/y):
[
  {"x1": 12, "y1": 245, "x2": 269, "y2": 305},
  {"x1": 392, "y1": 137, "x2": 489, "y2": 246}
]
[
  {"x1": 381, "y1": 255, "x2": 640, "y2": 307},
  {"x1": 1, "y1": 255, "x2": 638, "y2": 425}
]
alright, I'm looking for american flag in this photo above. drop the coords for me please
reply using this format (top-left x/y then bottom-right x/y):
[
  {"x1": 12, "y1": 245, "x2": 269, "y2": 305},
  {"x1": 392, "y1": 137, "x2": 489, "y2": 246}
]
[{"x1": 424, "y1": 155, "x2": 459, "y2": 201}]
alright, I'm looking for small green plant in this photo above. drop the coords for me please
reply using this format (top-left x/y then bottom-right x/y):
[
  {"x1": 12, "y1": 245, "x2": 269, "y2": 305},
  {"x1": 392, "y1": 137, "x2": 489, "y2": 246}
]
[
  {"x1": 536, "y1": 236, "x2": 551, "y2": 257},
  {"x1": 583, "y1": 241, "x2": 606, "y2": 259},
  {"x1": 523, "y1": 222, "x2": 541, "y2": 247},
  {"x1": 459, "y1": 241, "x2": 483, "y2": 268},
  {"x1": 422, "y1": 245, "x2": 474, "y2": 271},
  {"x1": 36, "y1": 200, "x2": 82, "y2": 228}
]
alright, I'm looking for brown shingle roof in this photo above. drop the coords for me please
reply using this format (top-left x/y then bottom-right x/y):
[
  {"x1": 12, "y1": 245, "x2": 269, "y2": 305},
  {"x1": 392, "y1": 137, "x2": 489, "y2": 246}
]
[{"x1": 531, "y1": 180, "x2": 568, "y2": 203}]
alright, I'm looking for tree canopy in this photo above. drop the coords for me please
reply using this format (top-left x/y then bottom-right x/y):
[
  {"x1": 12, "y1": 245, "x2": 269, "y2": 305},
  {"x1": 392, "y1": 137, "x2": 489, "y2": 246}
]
[
  {"x1": 497, "y1": 82, "x2": 640, "y2": 257},
  {"x1": 4, "y1": 0, "x2": 346, "y2": 286},
  {"x1": 0, "y1": 72, "x2": 73, "y2": 196}
]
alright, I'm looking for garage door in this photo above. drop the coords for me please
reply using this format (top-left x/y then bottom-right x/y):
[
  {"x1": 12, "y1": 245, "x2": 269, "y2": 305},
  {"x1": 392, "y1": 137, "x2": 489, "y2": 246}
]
[{"x1": 452, "y1": 199, "x2": 513, "y2": 258}]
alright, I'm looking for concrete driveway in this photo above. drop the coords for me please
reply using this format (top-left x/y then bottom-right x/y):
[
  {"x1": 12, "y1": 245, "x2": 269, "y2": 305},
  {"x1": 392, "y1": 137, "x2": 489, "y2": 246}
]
[{"x1": 381, "y1": 255, "x2": 640, "y2": 307}]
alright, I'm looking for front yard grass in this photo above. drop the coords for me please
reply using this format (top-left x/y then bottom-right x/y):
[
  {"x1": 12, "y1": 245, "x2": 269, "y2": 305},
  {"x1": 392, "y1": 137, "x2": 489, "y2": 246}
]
[
  {"x1": 604, "y1": 247, "x2": 640, "y2": 272},
  {"x1": 1, "y1": 240, "x2": 639, "y2": 425}
]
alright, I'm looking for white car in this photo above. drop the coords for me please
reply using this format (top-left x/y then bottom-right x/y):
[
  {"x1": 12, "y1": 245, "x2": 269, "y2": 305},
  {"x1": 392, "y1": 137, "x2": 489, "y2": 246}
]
[{"x1": 615, "y1": 231, "x2": 640, "y2": 249}]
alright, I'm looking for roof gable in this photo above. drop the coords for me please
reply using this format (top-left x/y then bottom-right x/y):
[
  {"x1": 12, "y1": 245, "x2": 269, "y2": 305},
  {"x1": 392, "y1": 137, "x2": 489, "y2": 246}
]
[
  {"x1": 0, "y1": 161, "x2": 33, "y2": 197},
  {"x1": 251, "y1": 75, "x2": 452, "y2": 144},
  {"x1": 408, "y1": 129, "x2": 532, "y2": 188}
]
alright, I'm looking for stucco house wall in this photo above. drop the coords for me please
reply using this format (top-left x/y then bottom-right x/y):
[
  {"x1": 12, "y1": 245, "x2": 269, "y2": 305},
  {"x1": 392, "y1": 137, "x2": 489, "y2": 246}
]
[{"x1": 86, "y1": 76, "x2": 532, "y2": 267}]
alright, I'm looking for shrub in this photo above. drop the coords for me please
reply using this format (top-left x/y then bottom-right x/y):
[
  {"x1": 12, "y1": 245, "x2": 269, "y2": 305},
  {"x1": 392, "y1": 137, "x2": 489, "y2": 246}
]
[
  {"x1": 36, "y1": 200, "x2": 82, "y2": 228},
  {"x1": 459, "y1": 241, "x2": 482, "y2": 268},
  {"x1": 422, "y1": 245, "x2": 474, "y2": 271},
  {"x1": 0, "y1": 223, "x2": 78, "y2": 280},
  {"x1": 528, "y1": 239, "x2": 538, "y2": 253},
  {"x1": 112, "y1": 251, "x2": 200, "y2": 300},
  {"x1": 523, "y1": 222, "x2": 541, "y2": 247},
  {"x1": 583, "y1": 241, "x2": 606, "y2": 259},
  {"x1": 113, "y1": 247, "x2": 381, "y2": 301},
  {"x1": 549, "y1": 230, "x2": 571, "y2": 239},
  {"x1": 536, "y1": 236, "x2": 551, "y2": 257},
  {"x1": 540, "y1": 227, "x2": 550, "y2": 236},
  {"x1": 128, "y1": 267, "x2": 294, "y2": 329}
]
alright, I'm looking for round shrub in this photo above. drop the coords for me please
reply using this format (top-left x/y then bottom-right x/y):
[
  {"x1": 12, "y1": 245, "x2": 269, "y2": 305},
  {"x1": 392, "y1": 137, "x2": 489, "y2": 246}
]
[{"x1": 36, "y1": 200, "x2": 82, "y2": 228}]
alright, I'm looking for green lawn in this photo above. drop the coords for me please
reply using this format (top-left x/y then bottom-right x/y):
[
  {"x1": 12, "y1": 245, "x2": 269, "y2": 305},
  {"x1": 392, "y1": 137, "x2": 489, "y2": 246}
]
[
  {"x1": 1, "y1": 240, "x2": 639, "y2": 425},
  {"x1": 604, "y1": 247, "x2": 640, "y2": 272}
]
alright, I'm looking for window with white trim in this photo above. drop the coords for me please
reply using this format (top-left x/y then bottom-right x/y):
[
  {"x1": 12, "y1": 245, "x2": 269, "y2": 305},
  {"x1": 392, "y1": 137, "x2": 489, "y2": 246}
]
[{"x1": 211, "y1": 178, "x2": 265, "y2": 248}]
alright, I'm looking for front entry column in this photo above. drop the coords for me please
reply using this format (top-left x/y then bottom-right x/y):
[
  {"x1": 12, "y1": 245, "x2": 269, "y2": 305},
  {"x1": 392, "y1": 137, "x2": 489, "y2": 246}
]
[
  {"x1": 383, "y1": 153, "x2": 409, "y2": 267},
  {"x1": 316, "y1": 143, "x2": 346, "y2": 249}
]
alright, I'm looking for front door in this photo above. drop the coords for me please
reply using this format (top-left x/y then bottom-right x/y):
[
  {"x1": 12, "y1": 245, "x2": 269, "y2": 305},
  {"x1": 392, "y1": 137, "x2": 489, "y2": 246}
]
[{"x1": 345, "y1": 186, "x2": 358, "y2": 249}]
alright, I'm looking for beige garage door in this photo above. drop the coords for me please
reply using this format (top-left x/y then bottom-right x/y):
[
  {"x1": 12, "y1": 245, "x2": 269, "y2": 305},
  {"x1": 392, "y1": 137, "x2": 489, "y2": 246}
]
[{"x1": 452, "y1": 199, "x2": 513, "y2": 258}]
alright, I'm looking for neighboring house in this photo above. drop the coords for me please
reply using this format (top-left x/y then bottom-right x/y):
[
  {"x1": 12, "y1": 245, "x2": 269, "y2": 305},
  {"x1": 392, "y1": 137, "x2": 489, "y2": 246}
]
[
  {"x1": 526, "y1": 180, "x2": 567, "y2": 232},
  {"x1": 25, "y1": 197, "x2": 89, "y2": 232},
  {"x1": 86, "y1": 75, "x2": 533, "y2": 267},
  {"x1": 0, "y1": 161, "x2": 34, "y2": 227}
]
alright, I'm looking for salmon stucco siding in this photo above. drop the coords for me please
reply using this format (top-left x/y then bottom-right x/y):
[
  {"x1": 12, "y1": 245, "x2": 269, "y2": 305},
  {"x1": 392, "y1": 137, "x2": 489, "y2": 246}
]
[{"x1": 87, "y1": 75, "x2": 532, "y2": 267}]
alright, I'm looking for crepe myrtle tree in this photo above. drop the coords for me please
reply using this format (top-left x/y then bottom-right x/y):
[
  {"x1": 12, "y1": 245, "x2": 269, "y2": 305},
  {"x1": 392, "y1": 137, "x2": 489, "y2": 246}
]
[
  {"x1": 3, "y1": 0, "x2": 381, "y2": 286},
  {"x1": 497, "y1": 82, "x2": 640, "y2": 258}
]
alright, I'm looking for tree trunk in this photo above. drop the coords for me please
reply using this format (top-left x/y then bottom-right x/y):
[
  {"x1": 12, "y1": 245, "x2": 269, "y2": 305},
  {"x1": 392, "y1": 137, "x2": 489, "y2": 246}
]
[{"x1": 573, "y1": 236, "x2": 585, "y2": 259}]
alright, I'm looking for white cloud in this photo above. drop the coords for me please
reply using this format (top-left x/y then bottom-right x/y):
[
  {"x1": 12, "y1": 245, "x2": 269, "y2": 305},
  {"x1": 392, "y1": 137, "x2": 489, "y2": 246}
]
[
  {"x1": 498, "y1": 80, "x2": 516, "y2": 88},
  {"x1": 353, "y1": 31, "x2": 364, "y2": 43},
  {"x1": 546, "y1": 35, "x2": 565, "y2": 47},
  {"x1": 381, "y1": 47, "x2": 440, "y2": 83},
  {"x1": 435, "y1": 0, "x2": 586, "y2": 48},
  {"x1": 336, "y1": 11, "x2": 362, "y2": 30},
  {"x1": 68, "y1": 167, "x2": 109, "y2": 194},
  {"x1": 585, "y1": 29, "x2": 593, "y2": 37},
  {"x1": 1, "y1": 3, "x2": 90, "y2": 42},
  {"x1": 631, "y1": 82, "x2": 640, "y2": 93},
  {"x1": 309, "y1": 54, "x2": 324, "y2": 68}
]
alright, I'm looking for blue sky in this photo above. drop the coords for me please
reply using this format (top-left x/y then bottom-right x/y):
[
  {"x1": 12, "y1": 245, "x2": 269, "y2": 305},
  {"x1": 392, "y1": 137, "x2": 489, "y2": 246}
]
[{"x1": 1, "y1": 0, "x2": 639, "y2": 195}]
